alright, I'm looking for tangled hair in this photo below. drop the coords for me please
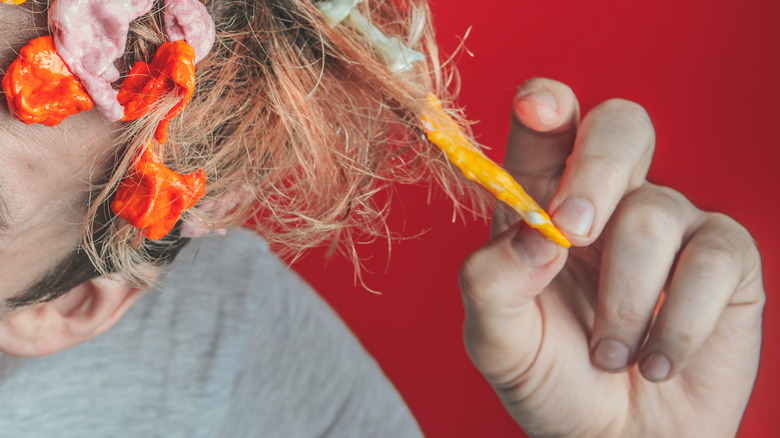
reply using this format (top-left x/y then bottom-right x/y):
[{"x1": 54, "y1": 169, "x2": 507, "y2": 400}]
[{"x1": 26, "y1": 0, "x2": 488, "y2": 288}]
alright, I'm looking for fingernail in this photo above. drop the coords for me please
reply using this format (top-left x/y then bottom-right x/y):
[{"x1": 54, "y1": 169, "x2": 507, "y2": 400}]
[
  {"x1": 640, "y1": 352, "x2": 671, "y2": 382},
  {"x1": 511, "y1": 225, "x2": 560, "y2": 267},
  {"x1": 593, "y1": 338, "x2": 630, "y2": 371},
  {"x1": 553, "y1": 197, "x2": 595, "y2": 239},
  {"x1": 514, "y1": 89, "x2": 558, "y2": 128}
]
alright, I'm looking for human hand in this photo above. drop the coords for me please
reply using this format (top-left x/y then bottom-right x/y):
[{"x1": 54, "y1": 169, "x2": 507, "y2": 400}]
[{"x1": 459, "y1": 78, "x2": 765, "y2": 437}]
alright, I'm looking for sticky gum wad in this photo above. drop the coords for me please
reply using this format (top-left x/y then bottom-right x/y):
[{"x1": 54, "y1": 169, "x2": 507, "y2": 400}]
[
  {"x1": 2, "y1": 36, "x2": 94, "y2": 126},
  {"x1": 118, "y1": 40, "x2": 196, "y2": 145},
  {"x1": 111, "y1": 144, "x2": 207, "y2": 240},
  {"x1": 421, "y1": 96, "x2": 571, "y2": 248}
]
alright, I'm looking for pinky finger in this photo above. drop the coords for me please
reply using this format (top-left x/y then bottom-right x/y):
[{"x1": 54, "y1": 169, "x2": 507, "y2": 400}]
[{"x1": 637, "y1": 213, "x2": 761, "y2": 382}]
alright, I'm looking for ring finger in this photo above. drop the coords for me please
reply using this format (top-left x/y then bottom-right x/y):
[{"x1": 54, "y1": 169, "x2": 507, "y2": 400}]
[{"x1": 590, "y1": 184, "x2": 705, "y2": 371}]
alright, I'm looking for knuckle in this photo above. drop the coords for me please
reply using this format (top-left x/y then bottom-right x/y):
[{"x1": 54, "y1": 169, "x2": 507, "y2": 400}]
[
  {"x1": 459, "y1": 251, "x2": 485, "y2": 293},
  {"x1": 664, "y1": 324, "x2": 706, "y2": 349},
  {"x1": 613, "y1": 185, "x2": 695, "y2": 243},
  {"x1": 458, "y1": 244, "x2": 507, "y2": 296},
  {"x1": 631, "y1": 184, "x2": 690, "y2": 208},
  {"x1": 603, "y1": 304, "x2": 651, "y2": 329},
  {"x1": 614, "y1": 197, "x2": 677, "y2": 245},
  {"x1": 459, "y1": 246, "x2": 518, "y2": 314},
  {"x1": 704, "y1": 215, "x2": 766, "y2": 310},
  {"x1": 694, "y1": 216, "x2": 751, "y2": 264},
  {"x1": 706, "y1": 213, "x2": 755, "y2": 251},
  {"x1": 686, "y1": 243, "x2": 737, "y2": 276},
  {"x1": 706, "y1": 211, "x2": 743, "y2": 231},
  {"x1": 700, "y1": 212, "x2": 763, "y2": 284}
]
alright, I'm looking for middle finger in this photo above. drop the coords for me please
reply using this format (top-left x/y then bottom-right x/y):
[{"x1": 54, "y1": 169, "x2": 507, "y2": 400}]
[{"x1": 549, "y1": 98, "x2": 656, "y2": 247}]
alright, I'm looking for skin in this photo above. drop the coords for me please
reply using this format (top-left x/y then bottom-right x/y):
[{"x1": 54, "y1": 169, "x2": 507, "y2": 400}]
[
  {"x1": 460, "y1": 78, "x2": 764, "y2": 437},
  {"x1": 0, "y1": 9, "x2": 110, "y2": 303},
  {"x1": 0, "y1": 8, "x2": 147, "y2": 356}
]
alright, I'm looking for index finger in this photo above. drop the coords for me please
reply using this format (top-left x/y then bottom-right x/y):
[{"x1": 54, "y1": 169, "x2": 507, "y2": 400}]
[
  {"x1": 492, "y1": 78, "x2": 580, "y2": 237},
  {"x1": 548, "y1": 99, "x2": 656, "y2": 246},
  {"x1": 505, "y1": 78, "x2": 581, "y2": 189}
]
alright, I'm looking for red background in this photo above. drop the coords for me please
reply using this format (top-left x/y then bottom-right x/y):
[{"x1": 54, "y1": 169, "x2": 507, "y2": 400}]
[{"x1": 291, "y1": 0, "x2": 780, "y2": 436}]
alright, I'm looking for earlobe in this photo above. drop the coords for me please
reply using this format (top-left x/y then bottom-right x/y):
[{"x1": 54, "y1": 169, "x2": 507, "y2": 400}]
[{"x1": 0, "y1": 275, "x2": 145, "y2": 358}]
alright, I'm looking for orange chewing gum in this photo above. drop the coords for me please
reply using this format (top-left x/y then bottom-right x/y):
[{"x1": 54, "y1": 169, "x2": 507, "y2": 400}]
[
  {"x1": 420, "y1": 95, "x2": 571, "y2": 248},
  {"x1": 118, "y1": 40, "x2": 196, "y2": 144},
  {"x1": 111, "y1": 144, "x2": 206, "y2": 240}
]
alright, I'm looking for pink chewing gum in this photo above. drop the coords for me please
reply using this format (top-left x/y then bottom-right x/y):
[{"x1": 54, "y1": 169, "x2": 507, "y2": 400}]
[
  {"x1": 49, "y1": 0, "x2": 154, "y2": 121},
  {"x1": 164, "y1": 0, "x2": 216, "y2": 63}
]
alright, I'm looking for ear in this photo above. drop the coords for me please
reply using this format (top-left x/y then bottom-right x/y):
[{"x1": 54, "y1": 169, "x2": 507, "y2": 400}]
[{"x1": 0, "y1": 275, "x2": 146, "y2": 358}]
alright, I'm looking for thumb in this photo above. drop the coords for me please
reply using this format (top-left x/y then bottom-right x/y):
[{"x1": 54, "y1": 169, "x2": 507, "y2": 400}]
[{"x1": 460, "y1": 223, "x2": 567, "y2": 387}]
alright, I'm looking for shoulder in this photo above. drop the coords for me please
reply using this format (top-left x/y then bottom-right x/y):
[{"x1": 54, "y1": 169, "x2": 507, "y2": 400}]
[
  {"x1": 157, "y1": 229, "x2": 326, "y2": 331},
  {"x1": 161, "y1": 229, "x2": 423, "y2": 437}
]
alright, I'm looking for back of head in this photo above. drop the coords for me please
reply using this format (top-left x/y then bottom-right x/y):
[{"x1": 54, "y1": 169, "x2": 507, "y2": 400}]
[{"x1": 11, "y1": 0, "x2": 483, "y2": 305}]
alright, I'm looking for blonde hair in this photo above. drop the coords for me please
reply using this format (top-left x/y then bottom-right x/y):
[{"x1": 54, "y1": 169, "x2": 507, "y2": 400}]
[{"x1": 29, "y1": 0, "x2": 487, "y2": 286}]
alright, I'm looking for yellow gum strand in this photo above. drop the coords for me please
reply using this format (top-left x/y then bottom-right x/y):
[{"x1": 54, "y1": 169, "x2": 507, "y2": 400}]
[
  {"x1": 421, "y1": 95, "x2": 571, "y2": 248},
  {"x1": 1, "y1": 0, "x2": 26, "y2": 4}
]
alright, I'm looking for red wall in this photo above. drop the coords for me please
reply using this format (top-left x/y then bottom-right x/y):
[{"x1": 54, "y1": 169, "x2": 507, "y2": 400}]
[{"x1": 292, "y1": 0, "x2": 780, "y2": 436}]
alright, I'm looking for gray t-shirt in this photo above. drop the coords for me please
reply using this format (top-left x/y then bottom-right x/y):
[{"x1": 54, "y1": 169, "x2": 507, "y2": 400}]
[{"x1": 0, "y1": 230, "x2": 422, "y2": 437}]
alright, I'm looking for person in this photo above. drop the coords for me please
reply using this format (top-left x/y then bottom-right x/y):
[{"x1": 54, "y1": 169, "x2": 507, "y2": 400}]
[{"x1": 0, "y1": 1, "x2": 765, "y2": 437}]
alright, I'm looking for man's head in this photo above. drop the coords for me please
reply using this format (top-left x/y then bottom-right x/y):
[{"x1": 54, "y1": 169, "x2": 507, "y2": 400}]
[
  {"x1": 0, "y1": 6, "x2": 146, "y2": 355},
  {"x1": 0, "y1": 0, "x2": 468, "y2": 357}
]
